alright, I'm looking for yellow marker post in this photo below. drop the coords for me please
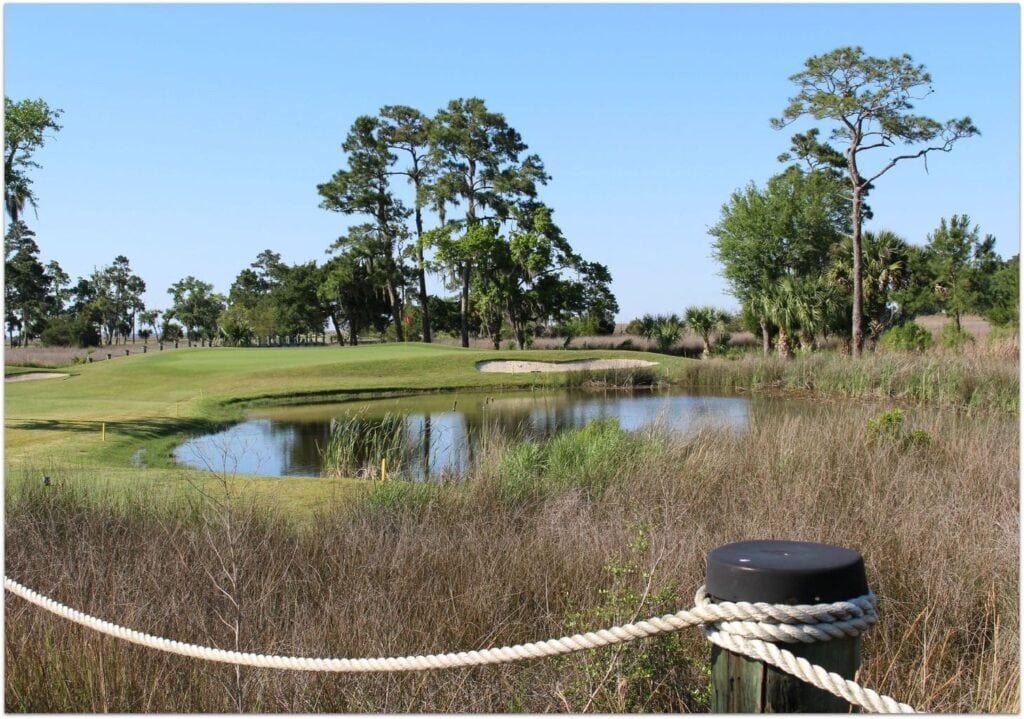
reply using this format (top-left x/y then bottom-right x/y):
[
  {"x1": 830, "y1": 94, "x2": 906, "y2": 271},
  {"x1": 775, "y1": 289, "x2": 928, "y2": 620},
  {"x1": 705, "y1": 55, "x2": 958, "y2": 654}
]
[
  {"x1": 381, "y1": 457, "x2": 387, "y2": 482},
  {"x1": 101, "y1": 422, "x2": 106, "y2": 442}
]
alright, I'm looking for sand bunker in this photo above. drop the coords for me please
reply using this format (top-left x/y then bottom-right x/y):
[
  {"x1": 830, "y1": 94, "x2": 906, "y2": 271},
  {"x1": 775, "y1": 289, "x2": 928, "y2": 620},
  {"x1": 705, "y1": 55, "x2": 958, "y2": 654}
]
[
  {"x1": 5, "y1": 372, "x2": 69, "y2": 382},
  {"x1": 475, "y1": 358, "x2": 658, "y2": 373}
]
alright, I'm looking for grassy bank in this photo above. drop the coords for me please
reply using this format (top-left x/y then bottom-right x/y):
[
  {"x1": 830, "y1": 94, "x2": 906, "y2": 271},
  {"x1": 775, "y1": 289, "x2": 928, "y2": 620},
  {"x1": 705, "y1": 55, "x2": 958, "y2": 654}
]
[{"x1": 5, "y1": 403, "x2": 1017, "y2": 712}]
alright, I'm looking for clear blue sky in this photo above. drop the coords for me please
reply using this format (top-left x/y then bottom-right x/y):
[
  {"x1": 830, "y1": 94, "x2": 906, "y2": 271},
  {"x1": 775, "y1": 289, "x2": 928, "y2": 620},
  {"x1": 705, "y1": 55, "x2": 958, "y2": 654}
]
[{"x1": 4, "y1": 4, "x2": 1019, "y2": 322}]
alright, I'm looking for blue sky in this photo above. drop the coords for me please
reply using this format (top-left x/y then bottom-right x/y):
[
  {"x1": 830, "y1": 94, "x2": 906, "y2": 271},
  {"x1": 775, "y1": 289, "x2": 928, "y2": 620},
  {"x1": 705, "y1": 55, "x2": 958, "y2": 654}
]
[{"x1": 4, "y1": 3, "x2": 1020, "y2": 322}]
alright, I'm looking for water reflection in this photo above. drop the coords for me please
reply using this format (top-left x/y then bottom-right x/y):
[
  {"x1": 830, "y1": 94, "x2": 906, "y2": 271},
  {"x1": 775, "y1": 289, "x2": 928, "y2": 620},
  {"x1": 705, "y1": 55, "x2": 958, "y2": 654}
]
[{"x1": 174, "y1": 389, "x2": 752, "y2": 480}]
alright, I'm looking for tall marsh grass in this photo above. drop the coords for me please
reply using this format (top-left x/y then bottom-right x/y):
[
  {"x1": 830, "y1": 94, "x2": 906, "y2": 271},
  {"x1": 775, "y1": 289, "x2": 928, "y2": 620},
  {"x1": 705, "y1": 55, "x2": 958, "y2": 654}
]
[
  {"x1": 319, "y1": 413, "x2": 408, "y2": 479},
  {"x1": 670, "y1": 350, "x2": 1019, "y2": 414},
  {"x1": 5, "y1": 403, "x2": 1018, "y2": 712}
]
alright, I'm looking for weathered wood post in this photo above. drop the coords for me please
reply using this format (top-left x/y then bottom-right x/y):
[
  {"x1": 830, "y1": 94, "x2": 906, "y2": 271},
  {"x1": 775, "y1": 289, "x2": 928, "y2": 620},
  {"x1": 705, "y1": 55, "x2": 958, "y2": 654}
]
[{"x1": 706, "y1": 540, "x2": 869, "y2": 713}]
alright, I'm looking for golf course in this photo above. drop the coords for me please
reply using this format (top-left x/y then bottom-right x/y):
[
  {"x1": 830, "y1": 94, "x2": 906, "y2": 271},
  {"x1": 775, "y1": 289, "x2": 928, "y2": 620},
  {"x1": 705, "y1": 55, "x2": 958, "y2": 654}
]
[{"x1": 4, "y1": 344, "x2": 683, "y2": 513}]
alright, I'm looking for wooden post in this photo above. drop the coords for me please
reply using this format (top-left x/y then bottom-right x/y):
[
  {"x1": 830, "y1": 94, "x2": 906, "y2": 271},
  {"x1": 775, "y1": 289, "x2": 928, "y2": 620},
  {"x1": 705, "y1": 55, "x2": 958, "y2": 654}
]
[{"x1": 706, "y1": 540, "x2": 869, "y2": 713}]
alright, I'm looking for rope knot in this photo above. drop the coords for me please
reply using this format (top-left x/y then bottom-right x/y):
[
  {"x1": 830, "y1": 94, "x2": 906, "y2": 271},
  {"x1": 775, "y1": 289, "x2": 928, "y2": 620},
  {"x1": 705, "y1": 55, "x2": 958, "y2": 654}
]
[{"x1": 693, "y1": 586, "x2": 878, "y2": 645}]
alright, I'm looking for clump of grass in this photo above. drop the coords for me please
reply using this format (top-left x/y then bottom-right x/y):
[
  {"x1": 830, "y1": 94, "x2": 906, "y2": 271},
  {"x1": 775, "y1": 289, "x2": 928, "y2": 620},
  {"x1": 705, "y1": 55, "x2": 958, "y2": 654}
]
[
  {"x1": 555, "y1": 366, "x2": 664, "y2": 389},
  {"x1": 364, "y1": 478, "x2": 445, "y2": 513},
  {"x1": 319, "y1": 413, "x2": 409, "y2": 479},
  {"x1": 483, "y1": 418, "x2": 661, "y2": 502}
]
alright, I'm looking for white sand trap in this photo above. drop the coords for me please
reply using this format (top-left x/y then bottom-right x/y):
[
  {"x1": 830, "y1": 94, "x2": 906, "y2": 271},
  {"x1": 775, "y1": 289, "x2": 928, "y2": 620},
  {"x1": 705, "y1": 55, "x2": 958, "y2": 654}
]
[
  {"x1": 476, "y1": 358, "x2": 658, "y2": 373},
  {"x1": 5, "y1": 372, "x2": 69, "y2": 382}
]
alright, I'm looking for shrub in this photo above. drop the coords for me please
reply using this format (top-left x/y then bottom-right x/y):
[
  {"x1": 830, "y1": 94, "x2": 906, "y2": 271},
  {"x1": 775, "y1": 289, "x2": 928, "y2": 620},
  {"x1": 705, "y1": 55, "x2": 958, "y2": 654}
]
[
  {"x1": 557, "y1": 524, "x2": 710, "y2": 712},
  {"x1": 866, "y1": 408, "x2": 930, "y2": 449},
  {"x1": 939, "y1": 322, "x2": 974, "y2": 350},
  {"x1": 878, "y1": 322, "x2": 933, "y2": 352},
  {"x1": 39, "y1": 315, "x2": 101, "y2": 348}
]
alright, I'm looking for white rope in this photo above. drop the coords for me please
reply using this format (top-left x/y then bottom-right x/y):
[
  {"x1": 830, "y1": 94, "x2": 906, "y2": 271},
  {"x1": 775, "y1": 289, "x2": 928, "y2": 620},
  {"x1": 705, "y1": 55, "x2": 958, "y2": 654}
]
[{"x1": 4, "y1": 576, "x2": 914, "y2": 712}]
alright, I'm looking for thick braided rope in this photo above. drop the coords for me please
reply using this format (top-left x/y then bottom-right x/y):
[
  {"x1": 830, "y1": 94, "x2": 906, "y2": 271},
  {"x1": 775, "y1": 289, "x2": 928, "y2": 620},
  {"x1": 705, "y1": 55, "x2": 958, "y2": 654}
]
[
  {"x1": 693, "y1": 591, "x2": 916, "y2": 713},
  {"x1": 4, "y1": 576, "x2": 912, "y2": 712}
]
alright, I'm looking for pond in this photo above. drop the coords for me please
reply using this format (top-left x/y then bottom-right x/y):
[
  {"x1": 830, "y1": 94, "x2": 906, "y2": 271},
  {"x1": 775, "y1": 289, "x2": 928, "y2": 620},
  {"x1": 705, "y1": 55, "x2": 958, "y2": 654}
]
[{"x1": 173, "y1": 389, "x2": 754, "y2": 480}]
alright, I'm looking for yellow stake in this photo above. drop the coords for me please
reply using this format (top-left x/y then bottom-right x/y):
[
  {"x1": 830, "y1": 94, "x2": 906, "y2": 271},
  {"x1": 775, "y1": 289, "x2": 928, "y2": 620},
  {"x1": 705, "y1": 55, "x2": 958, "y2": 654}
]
[
  {"x1": 381, "y1": 457, "x2": 387, "y2": 482},
  {"x1": 101, "y1": 422, "x2": 106, "y2": 442}
]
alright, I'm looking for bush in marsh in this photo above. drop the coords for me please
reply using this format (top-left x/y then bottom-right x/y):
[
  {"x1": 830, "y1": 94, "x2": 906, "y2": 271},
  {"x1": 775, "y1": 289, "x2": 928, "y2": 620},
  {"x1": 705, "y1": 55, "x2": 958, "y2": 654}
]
[
  {"x1": 5, "y1": 403, "x2": 1018, "y2": 713},
  {"x1": 878, "y1": 321, "x2": 934, "y2": 352}
]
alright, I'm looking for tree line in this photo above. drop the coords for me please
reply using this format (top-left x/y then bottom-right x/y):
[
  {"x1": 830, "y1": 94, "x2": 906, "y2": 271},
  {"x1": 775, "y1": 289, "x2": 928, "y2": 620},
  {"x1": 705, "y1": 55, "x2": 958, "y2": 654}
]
[{"x1": 4, "y1": 97, "x2": 618, "y2": 349}]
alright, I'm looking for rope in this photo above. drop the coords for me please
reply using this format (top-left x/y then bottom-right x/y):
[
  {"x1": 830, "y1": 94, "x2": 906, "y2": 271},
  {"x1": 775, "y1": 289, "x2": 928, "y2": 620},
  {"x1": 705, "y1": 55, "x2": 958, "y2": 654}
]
[{"x1": 4, "y1": 576, "x2": 914, "y2": 713}]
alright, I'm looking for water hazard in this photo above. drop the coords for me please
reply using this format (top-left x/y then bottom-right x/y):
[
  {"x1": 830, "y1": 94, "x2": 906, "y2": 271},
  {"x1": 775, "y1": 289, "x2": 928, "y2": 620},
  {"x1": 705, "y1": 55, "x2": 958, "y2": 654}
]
[{"x1": 173, "y1": 389, "x2": 752, "y2": 480}]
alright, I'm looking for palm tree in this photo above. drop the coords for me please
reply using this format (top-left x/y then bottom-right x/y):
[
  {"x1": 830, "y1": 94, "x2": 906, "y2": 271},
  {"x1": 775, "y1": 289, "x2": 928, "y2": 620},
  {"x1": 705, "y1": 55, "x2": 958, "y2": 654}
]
[
  {"x1": 651, "y1": 313, "x2": 684, "y2": 354},
  {"x1": 829, "y1": 230, "x2": 910, "y2": 348},
  {"x1": 684, "y1": 306, "x2": 729, "y2": 358}
]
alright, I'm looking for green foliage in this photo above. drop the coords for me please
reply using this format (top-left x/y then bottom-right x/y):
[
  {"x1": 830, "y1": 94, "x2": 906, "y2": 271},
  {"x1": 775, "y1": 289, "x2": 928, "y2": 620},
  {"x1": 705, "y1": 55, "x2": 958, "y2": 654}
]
[
  {"x1": 166, "y1": 276, "x2": 225, "y2": 342},
  {"x1": 939, "y1": 322, "x2": 973, "y2": 349},
  {"x1": 624, "y1": 317, "x2": 647, "y2": 336},
  {"x1": 320, "y1": 413, "x2": 408, "y2": 479},
  {"x1": 939, "y1": 322, "x2": 974, "y2": 350},
  {"x1": 39, "y1": 314, "x2": 101, "y2": 348},
  {"x1": 773, "y1": 46, "x2": 978, "y2": 353},
  {"x1": 878, "y1": 321, "x2": 933, "y2": 352},
  {"x1": 710, "y1": 167, "x2": 849, "y2": 325},
  {"x1": 4, "y1": 96, "x2": 63, "y2": 223},
  {"x1": 830, "y1": 230, "x2": 912, "y2": 343},
  {"x1": 926, "y1": 215, "x2": 997, "y2": 331},
  {"x1": 558, "y1": 524, "x2": 710, "y2": 712},
  {"x1": 684, "y1": 306, "x2": 729, "y2": 358},
  {"x1": 364, "y1": 480, "x2": 441, "y2": 513},
  {"x1": 649, "y1": 314, "x2": 684, "y2": 354},
  {"x1": 712, "y1": 332, "x2": 734, "y2": 357},
  {"x1": 982, "y1": 254, "x2": 1019, "y2": 327},
  {"x1": 866, "y1": 408, "x2": 931, "y2": 449},
  {"x1": 491, "y1": 418, "x2": 648, "y2": 502},
  {"x1": 5, "y1": 221, "x2": 50, "y2": 343}
]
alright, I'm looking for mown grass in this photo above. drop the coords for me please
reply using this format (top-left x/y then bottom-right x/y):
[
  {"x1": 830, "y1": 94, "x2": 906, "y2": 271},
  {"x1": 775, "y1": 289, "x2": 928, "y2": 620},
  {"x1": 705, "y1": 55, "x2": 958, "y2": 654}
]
[
  {"x1": 4, "y1": 403, "x2": 1018, "y2": 713},
  {"x1": 4, "y1": 344, "x2": 684, "y2": 470}
]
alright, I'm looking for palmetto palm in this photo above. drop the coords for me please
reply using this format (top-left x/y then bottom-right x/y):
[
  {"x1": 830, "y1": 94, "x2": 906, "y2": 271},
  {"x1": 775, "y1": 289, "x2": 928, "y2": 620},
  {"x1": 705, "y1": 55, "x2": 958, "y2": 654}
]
[
  {"x1": 829, "y1": 230, "x2": 910, "y2": 344},
  {"x1": 684, "y1": 306, "x2": 728, "y2": 358}
]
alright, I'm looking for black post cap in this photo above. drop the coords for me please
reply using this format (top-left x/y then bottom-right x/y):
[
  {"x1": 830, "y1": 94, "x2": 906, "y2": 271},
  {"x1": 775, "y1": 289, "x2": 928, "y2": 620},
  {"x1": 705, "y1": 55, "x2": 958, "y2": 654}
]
[{"x1": 706, "y1": 540, "x2": 868, "y2": 605}]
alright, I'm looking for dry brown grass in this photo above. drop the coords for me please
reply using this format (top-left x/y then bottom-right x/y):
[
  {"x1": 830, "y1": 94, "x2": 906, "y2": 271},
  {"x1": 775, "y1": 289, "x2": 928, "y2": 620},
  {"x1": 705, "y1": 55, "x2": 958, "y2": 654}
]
[
  {"x1": 4, "y1": 341, "x2": 182, "y2": 369},
  {"x1": 4, "y1": 403, "x2": 1018, "y2": 712},
  {"x1": 914, "y1": 313, "x2": 994, "y2": 344}
]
